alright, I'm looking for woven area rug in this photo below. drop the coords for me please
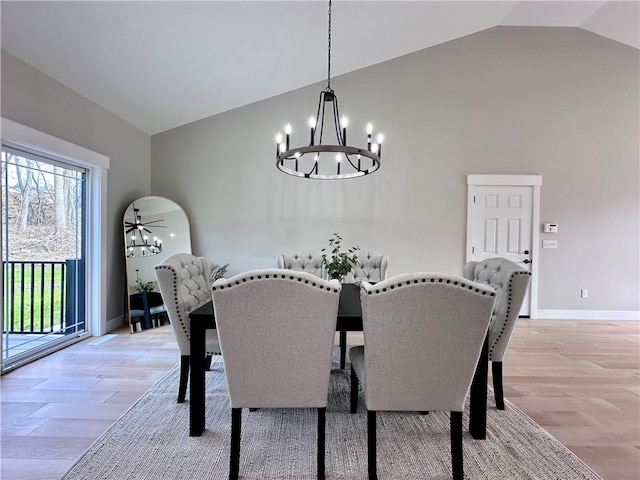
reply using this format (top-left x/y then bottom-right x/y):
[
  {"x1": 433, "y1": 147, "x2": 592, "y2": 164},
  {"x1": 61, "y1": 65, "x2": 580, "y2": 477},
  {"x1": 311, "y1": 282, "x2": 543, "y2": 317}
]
[{"x1": 62, "y1": 354, "x2": 601, "y2": 480}]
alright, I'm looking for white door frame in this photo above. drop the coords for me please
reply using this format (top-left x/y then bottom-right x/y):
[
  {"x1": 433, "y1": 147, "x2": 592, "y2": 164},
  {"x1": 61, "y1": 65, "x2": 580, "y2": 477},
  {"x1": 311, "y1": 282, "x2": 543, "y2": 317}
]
[{"x1": 466, "y1": 174, "x2": 542, "y2": 318}]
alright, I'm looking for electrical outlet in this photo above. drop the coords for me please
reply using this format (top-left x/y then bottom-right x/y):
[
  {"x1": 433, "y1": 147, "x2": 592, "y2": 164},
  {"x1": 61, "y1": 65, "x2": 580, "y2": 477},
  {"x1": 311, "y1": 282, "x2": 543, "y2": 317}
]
[
  {"x1": 581, "y1": 289, "x2": 588, "y2": 298},
  {"x1": 542, "y1": 240, "x2": 558, "y2": 249}
]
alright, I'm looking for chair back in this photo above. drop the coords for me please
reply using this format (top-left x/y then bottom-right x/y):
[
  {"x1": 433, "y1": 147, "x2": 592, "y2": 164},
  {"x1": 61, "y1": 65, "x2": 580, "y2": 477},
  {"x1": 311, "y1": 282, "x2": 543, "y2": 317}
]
[
  {"x1": 358, "y1": 273, "x2": 495, "y2": 412},
  {"x1": 463, "y1": 258, "x2": 531, "y2": 362},
  {"x1": 155, "y1": 253, "x2": 214, "y2": 354},
  {"x1": 345, "y1": 249, "x2": 389, "y2": 283},
  {"x1": 276, "y1": 250, "x2": 324, "y2": 278},
  {"x1": 212, "y1": 269, "x2": 341, "y2": 409}
]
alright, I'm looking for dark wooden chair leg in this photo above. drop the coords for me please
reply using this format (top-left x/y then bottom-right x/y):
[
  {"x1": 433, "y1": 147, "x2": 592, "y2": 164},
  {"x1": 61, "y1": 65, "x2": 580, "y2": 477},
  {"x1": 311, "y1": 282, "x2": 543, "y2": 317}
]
[
  {"x1": 178, "y1": 355, "x2": 189, "y2": 403},
  {"x1": 367, "y1": 410, "x2": 377, "y2": 480},
  {"x1": 451, "y1": 411, "x2": 463, "y2": 480},
  {"x1": 470, "y1": 335, "x2": 489, "y2": 439},
  {"x1": 492, "y1": 361, "x2": 505, "y2": 410},
  {"x1": 205, "y1": 355, "x2": 213, "y2": 371},
  {"x1": 230, "y1": 408, "x2": 242, "y2": 480},
  {"x1": 317, "y1": 407, "x2": 326, "y2": 480},
  {"x1": 340, "y1": 330, "x2": 347, "y2": 369},
  {"x1": 350, "y1": 365, "x2": 359, "y2": 414}
]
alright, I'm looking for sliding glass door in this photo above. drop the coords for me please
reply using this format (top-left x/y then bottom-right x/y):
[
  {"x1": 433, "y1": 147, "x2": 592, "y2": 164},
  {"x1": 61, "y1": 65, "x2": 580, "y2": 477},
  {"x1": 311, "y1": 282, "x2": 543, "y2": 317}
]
[{"x1": 2, "y1": 147, "x2": 87, "y2": 371}]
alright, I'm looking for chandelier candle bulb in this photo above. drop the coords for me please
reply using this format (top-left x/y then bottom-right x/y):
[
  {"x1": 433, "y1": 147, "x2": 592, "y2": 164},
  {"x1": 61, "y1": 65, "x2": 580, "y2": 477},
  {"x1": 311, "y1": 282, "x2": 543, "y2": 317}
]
[
  {"x1": 341, "y1": 116, "x2": 348, "y2": 145},
  {"x1": 309, "y1": 117, "x2": 316, "y2": 146},
  {"x1": 275, "y1": 133, "x2": 283, "y2": 157},
  {"x1": 285, "y1": 124, "x2": 291, "y2": 150}
]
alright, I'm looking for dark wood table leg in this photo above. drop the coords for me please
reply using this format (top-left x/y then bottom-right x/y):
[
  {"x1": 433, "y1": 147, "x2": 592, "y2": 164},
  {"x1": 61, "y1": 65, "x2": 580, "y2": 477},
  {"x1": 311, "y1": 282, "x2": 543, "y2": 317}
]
[
  {"x1": 340, "y1": 329, "x2": 347, "y2": 369},
  {"x1": 469, "y1": 335, "x2": 488, "y2": 439},
  {"x1": 190, "y1": 321, "x2": 206, "y2": 436}
]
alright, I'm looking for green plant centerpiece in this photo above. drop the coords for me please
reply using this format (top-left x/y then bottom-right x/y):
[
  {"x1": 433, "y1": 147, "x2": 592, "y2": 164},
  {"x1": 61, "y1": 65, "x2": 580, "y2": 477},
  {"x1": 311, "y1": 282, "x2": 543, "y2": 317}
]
[
  {"x1": 321, "y1": 233, "x2": 359, "y2": 282},
  {"x1": 134, "y1": 270, "x2": 155, "y2": 293},
  {"x1": 210, "y1": 263, "x2": 230, "y2": 284}
]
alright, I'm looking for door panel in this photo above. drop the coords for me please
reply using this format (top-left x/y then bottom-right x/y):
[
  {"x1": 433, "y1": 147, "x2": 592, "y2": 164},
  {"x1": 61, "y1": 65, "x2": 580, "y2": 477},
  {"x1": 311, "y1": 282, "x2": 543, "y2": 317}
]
[
  {"x1": 507, "y1": 219, "x2": 521, "y2": 254},
  {"x1": 483, "y1": 218, "x2": 497, "y2": 253}
]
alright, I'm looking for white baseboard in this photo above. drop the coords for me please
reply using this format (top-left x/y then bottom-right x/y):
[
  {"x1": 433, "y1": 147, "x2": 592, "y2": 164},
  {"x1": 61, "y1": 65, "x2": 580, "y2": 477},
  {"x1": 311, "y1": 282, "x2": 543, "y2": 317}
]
[
  {"x1": 535, "y1": 309, "x2": 640, "y2": 320},
  {"x1": 106, "y1": 314, "x2": 127, "y2": 333}
]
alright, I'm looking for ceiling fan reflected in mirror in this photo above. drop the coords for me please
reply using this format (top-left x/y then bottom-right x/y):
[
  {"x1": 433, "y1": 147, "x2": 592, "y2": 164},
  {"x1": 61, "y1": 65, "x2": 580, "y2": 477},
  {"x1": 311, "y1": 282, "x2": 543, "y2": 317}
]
[
  {"x1": 125, "y1": 205, "x2": 166, "y2": 234},
  {"x1": 125, "y1": 204, "x2": 166, "y2": 257}
]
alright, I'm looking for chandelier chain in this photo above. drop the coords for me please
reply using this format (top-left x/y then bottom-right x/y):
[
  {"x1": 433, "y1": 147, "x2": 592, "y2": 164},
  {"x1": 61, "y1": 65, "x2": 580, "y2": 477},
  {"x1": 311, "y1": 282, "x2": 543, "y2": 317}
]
[{"x1": 327, "y1": 0, "x2": 332, "y2": 91}]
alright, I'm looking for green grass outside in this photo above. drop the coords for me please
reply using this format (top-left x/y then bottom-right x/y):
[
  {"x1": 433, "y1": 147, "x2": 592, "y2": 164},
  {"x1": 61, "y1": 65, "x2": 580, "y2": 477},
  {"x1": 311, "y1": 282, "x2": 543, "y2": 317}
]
[{"x1": 4, "y1": 263, "x2": 65, "y2": 332}]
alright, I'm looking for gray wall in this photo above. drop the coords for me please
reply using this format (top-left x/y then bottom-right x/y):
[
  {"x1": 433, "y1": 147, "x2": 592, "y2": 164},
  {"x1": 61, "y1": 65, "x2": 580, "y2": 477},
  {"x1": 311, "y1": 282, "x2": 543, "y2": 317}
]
[
  {"x1": 2, "y1": 25, "x2": 637, "y2": 326},
  {"x1": 1, "y1": 50, "x2": 151, "y2": 325},
  {"x1": 152, "y1": 27, "x2": 639, "y2": 314}
]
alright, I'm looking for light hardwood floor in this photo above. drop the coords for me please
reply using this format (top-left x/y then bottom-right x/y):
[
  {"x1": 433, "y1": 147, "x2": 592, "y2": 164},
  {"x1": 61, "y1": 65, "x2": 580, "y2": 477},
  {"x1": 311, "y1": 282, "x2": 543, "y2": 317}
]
[{"x1": 1, "y1": 319, "x2": 638, "y2": 480}]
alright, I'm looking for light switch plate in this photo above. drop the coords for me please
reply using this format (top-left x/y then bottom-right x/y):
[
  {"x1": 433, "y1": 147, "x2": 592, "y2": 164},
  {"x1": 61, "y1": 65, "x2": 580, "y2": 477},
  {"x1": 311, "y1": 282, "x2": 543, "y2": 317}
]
[{"x1": 542, "y1": 240, "x2": 558, "y2": 249}]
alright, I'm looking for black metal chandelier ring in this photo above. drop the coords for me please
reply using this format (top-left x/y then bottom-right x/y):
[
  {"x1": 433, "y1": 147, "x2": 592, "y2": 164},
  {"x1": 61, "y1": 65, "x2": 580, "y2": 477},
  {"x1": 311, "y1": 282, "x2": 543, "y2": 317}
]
[{"x1": 277, "y1": 145, "x2": 380, "y2": 179}]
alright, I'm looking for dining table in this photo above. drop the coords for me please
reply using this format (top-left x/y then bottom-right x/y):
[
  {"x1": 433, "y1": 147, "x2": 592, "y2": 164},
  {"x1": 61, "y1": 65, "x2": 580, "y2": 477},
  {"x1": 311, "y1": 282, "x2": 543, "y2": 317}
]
[{"x1": 188, "y1": 283, "x2": 489, "y2": 439}]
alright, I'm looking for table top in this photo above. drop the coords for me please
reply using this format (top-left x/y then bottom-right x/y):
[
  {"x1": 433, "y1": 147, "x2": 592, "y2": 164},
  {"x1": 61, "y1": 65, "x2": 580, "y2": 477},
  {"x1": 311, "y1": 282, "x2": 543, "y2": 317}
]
[
  {"x1": 337, "y1": 283, "x2": 362, "y2": 318},
  {"x1": 189, "y1": 282, "x2": 363, "y2": 329}
]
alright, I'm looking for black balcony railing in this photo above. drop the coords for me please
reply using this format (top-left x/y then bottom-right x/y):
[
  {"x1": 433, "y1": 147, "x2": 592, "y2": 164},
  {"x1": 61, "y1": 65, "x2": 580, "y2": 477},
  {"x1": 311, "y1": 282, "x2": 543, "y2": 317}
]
[{"x1": 3, "y1": 259, "x2": 84, "y2": 335}]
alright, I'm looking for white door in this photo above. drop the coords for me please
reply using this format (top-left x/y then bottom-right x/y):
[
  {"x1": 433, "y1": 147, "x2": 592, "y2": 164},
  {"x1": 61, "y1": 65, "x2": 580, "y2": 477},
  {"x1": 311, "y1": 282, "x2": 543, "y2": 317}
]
[{"x1": 466, "y1": 175, "x2": 542, "y2": 317}]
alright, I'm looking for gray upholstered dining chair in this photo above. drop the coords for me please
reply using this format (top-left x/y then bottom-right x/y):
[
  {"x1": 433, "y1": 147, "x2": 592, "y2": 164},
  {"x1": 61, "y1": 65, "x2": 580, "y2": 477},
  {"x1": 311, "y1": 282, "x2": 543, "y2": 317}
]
[
  {"x1": 211, "y1": 269, "x2": 341, "y2": 480},
  {"x1": 349, "y1": 273, "x2": 496, "y2": 480},
  {"x1": 345, "y1": 249, "x2": 389, "y2": 283},
  {"x1": 339, "y1": 249, "x2": 389, "y2": 366},
  {"x1": 276, "y1": 249, "x2": 325, "y2": 278},
  {"x1": 155, "y1": 253, "x2": 221, "y2": 403},
  {"x1": 463, "y1": 257, "x2": 531, "y2": 409}
]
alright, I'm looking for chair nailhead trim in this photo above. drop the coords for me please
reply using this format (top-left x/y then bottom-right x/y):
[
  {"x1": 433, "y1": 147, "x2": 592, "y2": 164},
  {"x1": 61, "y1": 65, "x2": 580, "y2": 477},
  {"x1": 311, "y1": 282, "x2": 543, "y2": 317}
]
[
  {"x1": 488, "y1": 271, "x2": 530, "y2": 357},
  {"x1": 211, "y1": 272, "x2": 340, "y2": 293},
  {"x1": 367, "y1": 276, "x2": 495, "y2": 297}
]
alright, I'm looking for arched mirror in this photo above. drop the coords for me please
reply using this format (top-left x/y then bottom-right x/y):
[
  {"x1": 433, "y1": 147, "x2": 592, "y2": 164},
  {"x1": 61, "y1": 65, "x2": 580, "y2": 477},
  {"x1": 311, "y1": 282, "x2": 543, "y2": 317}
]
[{"x1": 123, "y1": 196, "x2": 191, "y2": 332}]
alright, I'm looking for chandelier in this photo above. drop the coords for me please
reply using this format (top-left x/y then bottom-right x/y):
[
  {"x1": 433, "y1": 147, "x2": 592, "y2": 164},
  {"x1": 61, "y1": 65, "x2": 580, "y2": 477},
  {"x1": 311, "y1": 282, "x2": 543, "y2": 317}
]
[
  {"x1": 275, "y1": 0, "x2": 384, "y2": 179},
  {"x1": 125, "y1": 205, "x2": 164, "y2": 258}
]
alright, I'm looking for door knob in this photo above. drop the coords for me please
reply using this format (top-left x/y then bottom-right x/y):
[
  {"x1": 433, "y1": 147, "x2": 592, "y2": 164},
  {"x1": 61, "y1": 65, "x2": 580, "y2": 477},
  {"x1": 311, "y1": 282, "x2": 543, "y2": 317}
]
[{"x1": 522, "y1": 259, "x2": 531, "y2": 264}]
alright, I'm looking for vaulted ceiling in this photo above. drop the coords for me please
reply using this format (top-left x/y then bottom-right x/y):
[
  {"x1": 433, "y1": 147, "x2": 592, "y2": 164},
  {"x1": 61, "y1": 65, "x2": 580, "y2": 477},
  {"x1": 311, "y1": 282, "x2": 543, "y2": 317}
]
[{"x1": 2, "y1": 1, "x2": 638, "y2": 135}]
